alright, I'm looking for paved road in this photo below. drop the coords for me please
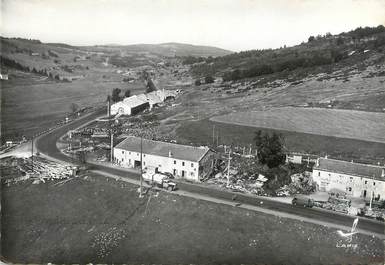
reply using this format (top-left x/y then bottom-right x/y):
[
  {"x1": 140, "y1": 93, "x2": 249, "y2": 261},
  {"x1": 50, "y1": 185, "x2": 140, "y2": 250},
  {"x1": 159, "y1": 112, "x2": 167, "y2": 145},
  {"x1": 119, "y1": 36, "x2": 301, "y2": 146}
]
[{"x1": 35, "y1": 108, "x2": 385, "y2": 236}]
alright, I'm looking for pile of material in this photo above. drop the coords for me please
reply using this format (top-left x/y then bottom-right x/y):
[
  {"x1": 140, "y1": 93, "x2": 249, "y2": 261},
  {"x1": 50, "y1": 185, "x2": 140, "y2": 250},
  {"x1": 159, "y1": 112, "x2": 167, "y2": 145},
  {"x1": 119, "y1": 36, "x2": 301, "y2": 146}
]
[
  {"x1": 2, "y1": 156, "x2": 73, "y2": 185},
  {"x1": 277, "y1": 172, "x2": 315, "y2": 196}
]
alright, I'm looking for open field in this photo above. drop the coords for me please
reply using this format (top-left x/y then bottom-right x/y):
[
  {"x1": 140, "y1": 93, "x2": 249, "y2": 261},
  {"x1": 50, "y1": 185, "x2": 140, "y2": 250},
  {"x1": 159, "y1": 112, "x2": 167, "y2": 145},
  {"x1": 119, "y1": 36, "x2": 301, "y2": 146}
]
[
  {"x1": 1, "y1": 174, "x2": 383, "y2": 264},
  {"x1": 1, "y1": 71, "x2": 146, "y2": 141},
  {"x1": 211, "y1": 107, "x2": 385, "y2": 143},
  {"x1": 176, "y1": 119, "x2": 385, "y2": 164}
]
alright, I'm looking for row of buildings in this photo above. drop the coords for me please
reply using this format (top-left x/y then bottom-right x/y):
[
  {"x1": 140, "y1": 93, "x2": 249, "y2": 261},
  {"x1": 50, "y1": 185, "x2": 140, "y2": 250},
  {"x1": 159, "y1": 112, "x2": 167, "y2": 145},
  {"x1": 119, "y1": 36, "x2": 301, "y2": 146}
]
[
  {"x1": 110, "y1": 89, "x2": 178, "y2": 116},
  {"x1": 112, "y1": 137, "x2": 385, "y2": 200}
]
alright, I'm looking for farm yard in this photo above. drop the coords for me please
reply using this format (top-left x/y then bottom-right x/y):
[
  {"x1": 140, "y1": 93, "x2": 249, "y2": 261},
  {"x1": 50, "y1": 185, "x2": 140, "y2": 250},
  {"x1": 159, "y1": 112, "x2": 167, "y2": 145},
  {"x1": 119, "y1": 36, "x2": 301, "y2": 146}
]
[
  {"x1": 1, "y1": 173, "x2": 383, "y2": 264},
  {"x1": 210, "y1": 107, "x2": 385, "y2": 143}
]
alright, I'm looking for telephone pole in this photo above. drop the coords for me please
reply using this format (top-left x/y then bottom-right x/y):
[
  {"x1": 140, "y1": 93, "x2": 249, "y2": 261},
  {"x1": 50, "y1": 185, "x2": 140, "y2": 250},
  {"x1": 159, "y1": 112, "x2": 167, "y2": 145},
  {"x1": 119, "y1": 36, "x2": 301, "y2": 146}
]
[
  {"x1": 110, "y1": 133, "x2": 114, "y2": 162},
  {"x1": 212, "y1": 125, "x2": 215, "y2": 146},
  {"x1": 31, "y1": 136, "x2": 34, "y2": 171},
  {"x1": 140, "y1": 135, "x2": 143, "y2": 197},
  {"x1": 227, "y1": 149, "x2": 231, "y2": 186}
]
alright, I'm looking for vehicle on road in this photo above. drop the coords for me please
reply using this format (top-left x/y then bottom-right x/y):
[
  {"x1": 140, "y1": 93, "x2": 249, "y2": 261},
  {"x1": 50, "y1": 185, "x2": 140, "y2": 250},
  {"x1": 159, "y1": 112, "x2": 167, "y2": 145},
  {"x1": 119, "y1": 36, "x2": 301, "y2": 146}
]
[
  {"x1": 143, "y1": 171, "x2": 177, "y2": 191},
  {"x1": 292, "y1": 195, "x2": 314, "y2": 208}
]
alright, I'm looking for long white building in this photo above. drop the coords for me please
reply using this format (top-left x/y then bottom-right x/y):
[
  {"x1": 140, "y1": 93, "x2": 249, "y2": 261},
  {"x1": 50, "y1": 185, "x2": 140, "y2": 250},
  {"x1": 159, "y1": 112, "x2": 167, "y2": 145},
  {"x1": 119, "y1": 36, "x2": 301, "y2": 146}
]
[
  {"x1": 113, "y1": 136, "x2": 214, "y2": 182},
  {"x1": 110, "y1": 90, "x2": 177, "y2": 116},
  {"x1": 312, "y1": 157, "x2": 385, "y2": 200}
]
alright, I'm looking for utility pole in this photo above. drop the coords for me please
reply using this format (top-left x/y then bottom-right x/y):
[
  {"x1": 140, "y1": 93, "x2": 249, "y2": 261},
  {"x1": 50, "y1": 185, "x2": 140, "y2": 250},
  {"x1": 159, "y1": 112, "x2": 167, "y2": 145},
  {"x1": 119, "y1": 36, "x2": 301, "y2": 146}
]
[
  {"x1": 110, "y1": 133, "x2": 114, "y2": 162},
  {"x1": 31, "y1": 136, "x2": 34, "y2": 172},
  {"x1": 140, "y1": 135, "x2": 143, "y2": 197},
  {"x1": 369, "y1": 190, "x2": 374, "y2": 210},
  {"x1": 227, "y1": 149, "x2": 231, "y2": 186},
  {"x1": 212, "y1": 125, "x2": 215, "y2": 146},
  {"x1": 216, "y1": 132, "x2": 219, "y2": 147}
]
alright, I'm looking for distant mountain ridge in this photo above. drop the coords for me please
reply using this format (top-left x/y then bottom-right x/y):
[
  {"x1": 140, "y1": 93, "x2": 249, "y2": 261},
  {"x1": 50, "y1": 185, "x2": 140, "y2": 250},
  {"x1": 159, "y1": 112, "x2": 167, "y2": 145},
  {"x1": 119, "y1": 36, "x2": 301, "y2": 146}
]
[{"x1": 83, "y1": 42, "x2": 233, "y2": 57}]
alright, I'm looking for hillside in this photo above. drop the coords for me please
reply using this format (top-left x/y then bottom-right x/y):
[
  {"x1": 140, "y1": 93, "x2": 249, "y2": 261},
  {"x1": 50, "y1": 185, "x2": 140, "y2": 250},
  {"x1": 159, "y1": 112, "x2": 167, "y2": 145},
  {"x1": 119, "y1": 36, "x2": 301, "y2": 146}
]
[
  {"x1": 188, "y1": 25, "x2": 385, "y2": 81},
  {"x1": 81, "y1": 42, "x2": 232, "y2": 57}
]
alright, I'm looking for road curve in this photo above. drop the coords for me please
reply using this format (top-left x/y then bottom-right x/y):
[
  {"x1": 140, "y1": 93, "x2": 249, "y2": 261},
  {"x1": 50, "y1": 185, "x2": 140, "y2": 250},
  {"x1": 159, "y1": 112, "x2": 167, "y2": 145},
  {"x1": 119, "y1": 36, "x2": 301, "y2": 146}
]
[{"x1": 35, "y1": 108, "x2": 385, "y2": 236}]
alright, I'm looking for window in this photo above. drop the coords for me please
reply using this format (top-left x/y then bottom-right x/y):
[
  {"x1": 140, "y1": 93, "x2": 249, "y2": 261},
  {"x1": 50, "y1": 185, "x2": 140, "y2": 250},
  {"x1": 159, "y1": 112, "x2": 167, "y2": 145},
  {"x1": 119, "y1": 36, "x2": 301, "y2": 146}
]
[
  {"x1": 328, "y1": 173, "x2": 331, "y2": 177},
  {"x1": 191, "y1": 163, "x2": 194, "y2": 167},
  {"x1": 143, "y1": 162, "x2": 146, "y2": 166},
  {"x1": 318, "y1": 172, "x2": 320, "y2": 177},
  {"x1": 122, "y1": 150, "x2": 124, "y2": 154},
  {"x1": 350, "y1": 177, "x2": 353, "y2": 182},
  {"x1": 129, "y1": 152, "x2": 131, "y2": 155},
  {"x1": 348, "y1": 187, "x2": 352, "y2": 192},
  {"x1": 174, "y1": 160, "x2": 176, "y2": 164},
  {"x1": 144, "y1": 154, "x2": 146, "y2": 157},
  {"x1": 182, "y1": 162, "x2": 185, "y2": 166},
  {"x1": 373, "y1": 182, "x2": 376, "y2": 186},
  {"x1": 365, "y1": 180, "x2": 368, "y2": 184},
  {"x1": 190, "y1": 172, "x2": 194, "y2": 176}
]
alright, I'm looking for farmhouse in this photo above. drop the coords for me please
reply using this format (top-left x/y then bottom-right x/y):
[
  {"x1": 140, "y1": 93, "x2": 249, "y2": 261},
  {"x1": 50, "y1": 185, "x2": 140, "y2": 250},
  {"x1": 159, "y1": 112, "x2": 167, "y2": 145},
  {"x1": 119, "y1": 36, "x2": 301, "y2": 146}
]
[
  {"x1": 110, "y1": 90, "x2": 177, "y2": 115},
  {"x1": 0, "y1": 73, "x2": 8, "y2": 80},
  {"x1": 110, "y1": 95, "x2": 149, "y2": 116},
  {"x1": 113, "y1": 136, "x2": 215, "y2": 182},
  {"x1": 312, "y1": 157, "x2": 385, "y2": 200}
]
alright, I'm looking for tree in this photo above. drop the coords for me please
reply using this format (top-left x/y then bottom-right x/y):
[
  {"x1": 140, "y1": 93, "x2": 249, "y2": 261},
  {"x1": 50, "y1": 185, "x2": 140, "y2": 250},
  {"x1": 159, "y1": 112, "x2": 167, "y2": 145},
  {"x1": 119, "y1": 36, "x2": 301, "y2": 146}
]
[
  {"x1": 194, "y1": 79, "x2": 201, "y2": 86},
  {"x1": 146, "y1": 79, "x2": 156, "y2": 93},
  {"x1": 308, "y1": 36, "x2": 315, "y2": 42},
  {"x1": 70, "y1": 103, "x2": 79, "y2": 114},
  {"x1": 124, "y1": 89, "x2": 131, "y2": 98},
  {"x1": 111, "y1": 88, "x2": 121, "y2": 102},
  {"x1": 204, "y1": 76, "x2": 214, "y2": 84},
  {"x1": 254, "y1": 130, "x2": 285, "y2": 168}
]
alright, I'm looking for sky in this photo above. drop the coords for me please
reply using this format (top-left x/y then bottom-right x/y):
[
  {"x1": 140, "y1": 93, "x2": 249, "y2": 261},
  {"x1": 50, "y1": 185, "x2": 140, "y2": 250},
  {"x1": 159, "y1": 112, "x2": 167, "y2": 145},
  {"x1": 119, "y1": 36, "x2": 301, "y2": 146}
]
[{"x1": 1, "y1": 0, "x2": 385, "y2": 52}]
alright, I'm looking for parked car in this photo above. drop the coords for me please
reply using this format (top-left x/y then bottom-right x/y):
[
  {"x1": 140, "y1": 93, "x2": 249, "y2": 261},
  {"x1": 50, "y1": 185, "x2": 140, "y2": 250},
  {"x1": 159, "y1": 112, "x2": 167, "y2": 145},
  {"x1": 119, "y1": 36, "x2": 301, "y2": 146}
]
[{"x1": 292, "y1": 195, "x2": 314, "y2": 208}]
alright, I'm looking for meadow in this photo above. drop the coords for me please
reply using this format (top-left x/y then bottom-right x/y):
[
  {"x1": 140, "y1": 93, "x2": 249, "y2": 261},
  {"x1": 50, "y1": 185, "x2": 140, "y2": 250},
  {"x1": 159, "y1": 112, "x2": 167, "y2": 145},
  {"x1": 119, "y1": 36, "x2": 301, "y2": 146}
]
[
  {"x1": 1, "y1": 71, "x2": 145, "y2": 141},
  {"x1": 210, "y1": 107, "x2": 385, "y2": 143},
  {"x1": 1, "y1": 174, "x2": 383, "y2": 264},
  {"x1": 176, "y1": 119, "x2": 385, "y2": 164}
]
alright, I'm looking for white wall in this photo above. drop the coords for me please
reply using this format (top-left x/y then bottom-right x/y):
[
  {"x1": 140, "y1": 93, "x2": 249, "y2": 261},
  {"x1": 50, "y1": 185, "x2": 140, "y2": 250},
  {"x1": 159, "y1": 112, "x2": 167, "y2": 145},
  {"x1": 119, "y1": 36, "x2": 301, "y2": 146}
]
[
  {"x1": 312, "y1": 169, "x2": 385, "y2": 200},
  {"x1": 114, "y1": 147, "x2": 200, "y2": 181},
  {"x1": 110, "y1": 103, "x2": 132, "y2": 115}
]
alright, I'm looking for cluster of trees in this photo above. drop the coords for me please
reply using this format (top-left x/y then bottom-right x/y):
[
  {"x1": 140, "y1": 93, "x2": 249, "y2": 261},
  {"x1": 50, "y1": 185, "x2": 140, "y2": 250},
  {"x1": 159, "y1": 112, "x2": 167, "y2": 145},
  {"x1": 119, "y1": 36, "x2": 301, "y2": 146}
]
[
  {"x1": 146, "y1": 78, "x2": 157, "y2": 93},
  {"x1": 190, "y1": 25, "x2": 385, "y2": 81},
  {"x1": 344, "y1": 25, "x2": 385, "y2": 39},
  {"x1": 222, "y1": 49, "x2": 346, "y2": 81},
  {"x1": 110, "y1": 88, "x2": 131, "y2": 103},
  {"x1": 254, "y1": 130, "x2": 286, "y2": 168}
]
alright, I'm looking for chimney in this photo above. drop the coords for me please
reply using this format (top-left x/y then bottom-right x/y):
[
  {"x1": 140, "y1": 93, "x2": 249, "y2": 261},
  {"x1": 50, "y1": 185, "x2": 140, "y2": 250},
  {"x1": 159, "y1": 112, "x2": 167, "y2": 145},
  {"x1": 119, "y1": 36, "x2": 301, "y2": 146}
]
[
  {"x1": 382, "y1": 168, "x2": 385, "y2": 178},
  {"x1": 316, "y1": 158, "x2": 320, "y2": 167},
  {"x1": 168, "y1": 150, "x2": 172, "y2": 157}
]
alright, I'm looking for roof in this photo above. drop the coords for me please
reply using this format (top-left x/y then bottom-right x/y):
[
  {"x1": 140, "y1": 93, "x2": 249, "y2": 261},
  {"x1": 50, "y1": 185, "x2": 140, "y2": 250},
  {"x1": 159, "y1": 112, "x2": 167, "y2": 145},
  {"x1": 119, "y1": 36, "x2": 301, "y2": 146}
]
[
  {"x1": 315, "y1": 158, "x2": 385, "y2": 181},
  {"x1": 122, "y1": 95, "x2": 148, "y2": 108},
  {"x1": 115, "y1": 136, "x2": 210, "y2": 162}
]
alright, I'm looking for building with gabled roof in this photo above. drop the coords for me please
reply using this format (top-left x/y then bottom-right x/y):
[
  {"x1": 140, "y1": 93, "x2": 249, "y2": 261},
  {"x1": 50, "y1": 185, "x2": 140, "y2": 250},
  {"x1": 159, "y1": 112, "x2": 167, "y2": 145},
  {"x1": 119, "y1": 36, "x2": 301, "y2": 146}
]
[
  {"x1": 312, "y1": 157, "x2": 385, "y2": 200},
  {"x1": 113, "y1": 136, "x2": 215, "y2": 182},
  {"x1": 110, "y1": 95, "x2": 149, "y2": 116}
]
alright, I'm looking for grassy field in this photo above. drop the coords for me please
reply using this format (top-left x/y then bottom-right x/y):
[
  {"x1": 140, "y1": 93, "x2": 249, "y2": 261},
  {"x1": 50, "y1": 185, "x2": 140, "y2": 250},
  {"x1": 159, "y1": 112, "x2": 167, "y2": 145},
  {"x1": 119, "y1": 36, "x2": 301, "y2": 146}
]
[
  {"x1": 1, "y1": 173, "x2": 383, "y2": 264},
  {"x1": 210, "y1": 107, "x2": 385, "y2": 143},
  {"x1": 1, "y1": 71, "x2": 146, "y2": 141},
  {"x1": 176, "y1": 119, "x2": 385, "y2": 164}
]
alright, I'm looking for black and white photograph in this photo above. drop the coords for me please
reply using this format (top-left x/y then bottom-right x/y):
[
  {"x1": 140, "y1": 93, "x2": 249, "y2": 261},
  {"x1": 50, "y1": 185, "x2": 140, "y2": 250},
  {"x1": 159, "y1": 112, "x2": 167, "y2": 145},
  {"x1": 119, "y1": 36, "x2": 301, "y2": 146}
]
[{"x1": 1, "y1": 0, "x2": 385, "y2": 264}]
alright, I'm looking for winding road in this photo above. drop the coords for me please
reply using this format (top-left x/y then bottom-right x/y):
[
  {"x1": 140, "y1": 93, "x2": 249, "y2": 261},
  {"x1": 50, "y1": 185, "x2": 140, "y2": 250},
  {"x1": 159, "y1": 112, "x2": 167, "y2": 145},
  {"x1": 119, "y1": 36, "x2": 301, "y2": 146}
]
[{"x1": 35, "y1": 107, "x2": 385, "y2": 237}]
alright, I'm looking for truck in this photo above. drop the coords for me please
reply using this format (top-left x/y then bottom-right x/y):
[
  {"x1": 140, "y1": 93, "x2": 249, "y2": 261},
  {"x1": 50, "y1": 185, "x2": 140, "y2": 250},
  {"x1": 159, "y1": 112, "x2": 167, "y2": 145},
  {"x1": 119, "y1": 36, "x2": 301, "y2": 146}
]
[
  {"x1": 291, "y1": 195, "x2": 314, "y2": 208},
  {"x1": 142, "y1": 171, "x2": 177, "y2": 191}
]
